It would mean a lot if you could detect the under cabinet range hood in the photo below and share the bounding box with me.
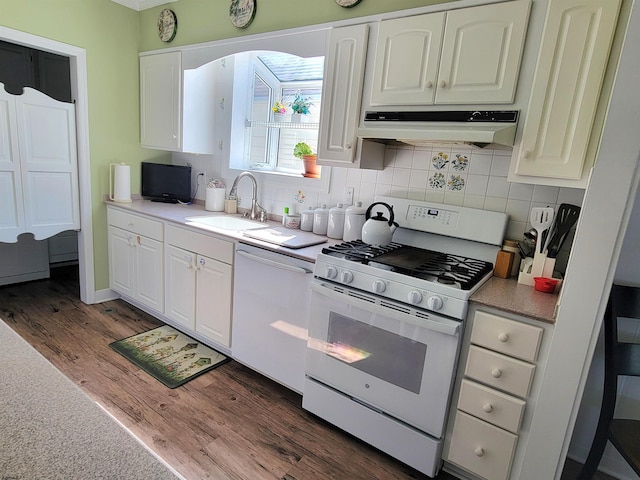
[357,110,519,147]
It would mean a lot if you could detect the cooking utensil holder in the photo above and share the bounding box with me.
[518,251,556,286]
[205,188,226,211]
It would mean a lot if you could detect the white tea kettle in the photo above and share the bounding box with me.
[362,202,398,246]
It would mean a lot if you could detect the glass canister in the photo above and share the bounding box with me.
[300,206,314,231]
[313,203,329,235]
[327,203,345,240]
[343,201,366,242]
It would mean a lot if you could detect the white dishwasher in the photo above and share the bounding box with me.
[232,242,314,393]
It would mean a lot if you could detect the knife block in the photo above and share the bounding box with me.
[518,251,556,286]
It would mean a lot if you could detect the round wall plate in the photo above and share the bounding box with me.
[230,0,256,29]
[157,9,177,42]
[335,0,362,7]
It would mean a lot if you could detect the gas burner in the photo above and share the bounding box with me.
[322,240,404,263]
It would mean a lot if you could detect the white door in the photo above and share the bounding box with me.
[0,87,24,242]
[15,87,79,240]
[140,52,182,151]
[195,255,232,348]
[435,0,530,104]
[318,24,368,164]
[108,226,135,298]
[135,234,164,313]
[165,244,196,329]
[370,12,445,106]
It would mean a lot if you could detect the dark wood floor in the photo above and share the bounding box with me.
[0,266,614,480]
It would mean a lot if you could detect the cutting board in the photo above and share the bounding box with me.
[243,227,327,249]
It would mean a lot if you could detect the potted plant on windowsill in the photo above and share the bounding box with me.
[294,142,320,178]
[290,90,313,123]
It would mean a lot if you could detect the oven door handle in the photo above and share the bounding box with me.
[236,249,312,274]
[311,282,460,337]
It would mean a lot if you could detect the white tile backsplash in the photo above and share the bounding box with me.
[177,143,584,272]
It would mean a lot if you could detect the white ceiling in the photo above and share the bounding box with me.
[111,0,177,11]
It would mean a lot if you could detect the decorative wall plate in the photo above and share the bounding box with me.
[157,8,177,42]
[230,0,256,29]
[335,0,362,7]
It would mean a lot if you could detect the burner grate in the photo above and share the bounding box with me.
[322,240,404,263]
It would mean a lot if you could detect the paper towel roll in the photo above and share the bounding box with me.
[110,163,132,203]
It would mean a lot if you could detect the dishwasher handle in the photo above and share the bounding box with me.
[236,249,313,274]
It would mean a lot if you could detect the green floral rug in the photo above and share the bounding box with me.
[109,325,230,388]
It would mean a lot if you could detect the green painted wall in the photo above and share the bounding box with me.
[0,0,450,293]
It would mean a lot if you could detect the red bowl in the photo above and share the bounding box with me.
[534,277,559,293]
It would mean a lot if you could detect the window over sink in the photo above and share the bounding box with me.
[228,51,324,178]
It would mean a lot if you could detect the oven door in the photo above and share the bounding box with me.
[306,280,462,438]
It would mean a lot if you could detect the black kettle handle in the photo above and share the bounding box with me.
[365,202,395,226]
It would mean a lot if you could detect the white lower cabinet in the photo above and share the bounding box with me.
[107,207,164,313]
[444,307,547,480]
[164,225,233,348]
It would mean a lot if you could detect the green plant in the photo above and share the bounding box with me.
[293,142,314,159]
[290,90,313,115]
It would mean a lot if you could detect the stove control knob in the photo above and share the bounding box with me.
[427,295,444,311]
[326,266,338,279]
[372,280,386,293]
[408,290,423,304]
[341,271,354,284]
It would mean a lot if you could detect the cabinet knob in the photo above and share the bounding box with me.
[426,80,433,89]
[438,79,447,88]
[522,150,531,159]
[498,332,509,343]
[491,368,503,378]
[346,143,352,150]
[474,447,485,457]
[482,403,493,413]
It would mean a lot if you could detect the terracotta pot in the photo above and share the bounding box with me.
[302,154,320,176]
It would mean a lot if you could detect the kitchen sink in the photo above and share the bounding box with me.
[185,215,270,231]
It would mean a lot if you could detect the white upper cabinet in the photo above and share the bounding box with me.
[0,84,79,243]
[369,0,531,106]
[317,24,385,169]
[140,51,217,154]
[510,0,622,186]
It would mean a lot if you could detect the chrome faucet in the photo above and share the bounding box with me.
[228,171,267,222]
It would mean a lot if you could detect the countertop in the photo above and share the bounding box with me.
[470,276,559,324]
[105,199,337,262]
[106,199,559,323]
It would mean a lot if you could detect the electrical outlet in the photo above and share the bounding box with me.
[198,171,207,185]
[345,187,354,205]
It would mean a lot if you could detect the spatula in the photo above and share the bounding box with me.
[530,207,554,254]
[546,204,581,258]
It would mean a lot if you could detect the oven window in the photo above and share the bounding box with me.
[326,312,427,394]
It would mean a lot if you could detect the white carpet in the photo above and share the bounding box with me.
[0,319,182,480]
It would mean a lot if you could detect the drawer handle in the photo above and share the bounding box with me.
[474,447,485,457]
[498,332,509,343]
[491,368,502,378]
[482,403,493,413]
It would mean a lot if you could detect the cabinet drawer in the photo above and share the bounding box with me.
[166,224,233,264]
[107,208,163,241]
[448,411,517,480]
[472,310,543,362]
[458,379,526,434]
[465,345,535,398]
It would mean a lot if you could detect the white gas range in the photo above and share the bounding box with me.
[303,196,508,477]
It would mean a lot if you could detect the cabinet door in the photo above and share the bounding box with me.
[165,244,196,330]
[317,24,368,165]
[435,0,531,104]
[370,13,445,106]
[195,255,232,348]
[140,52,182,151]
[513,0,621,181]
[108,226,135,298]
[0,89,24,242]
[135,234,164,313]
